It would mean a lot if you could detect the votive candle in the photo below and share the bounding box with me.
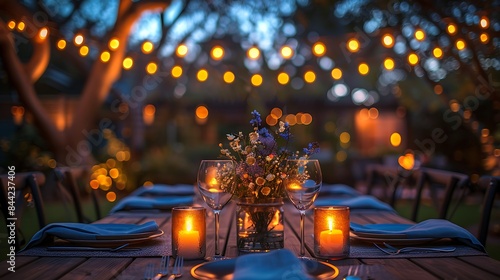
[314,206,350,259]
[172,206,206,260]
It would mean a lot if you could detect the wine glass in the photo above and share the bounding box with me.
[283,159,322,258]
[197,160,235,260]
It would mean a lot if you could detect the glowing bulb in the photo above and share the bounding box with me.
[382,34,394,47]
[414,29,425,41]
[142,41,154,54]
[223,71,235,83]
[331,68,342,80]
[358,63,369,75]
[57,39,66,50]
[347,38,360,52]
[408,53,419,65]
[247,47,260,59]
[176,44,188,57]
[456,39,466,50]
[211,46,224,60]
[447,24,457,35]
[281,46,293,59]
[109,38,120,50]
[122,57,133,69]
[433,47,443,58]
[312,42,326,56]
[277,72,289,85]
[384,58,395,70]
[74,34,84,46]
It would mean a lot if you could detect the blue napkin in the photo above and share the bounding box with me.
[350,219,485,251]
[109,196,193,213]
[130,184,195,197]
[21,221,159,250]
[314,195,395,211]
[320,184,361,197]
[233,249,312,280]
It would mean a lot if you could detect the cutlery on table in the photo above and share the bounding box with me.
[166,256,183,280]
[47,243,140,252]
[144,263,155,280]
[152,256,169,280]
[374,243,456,255]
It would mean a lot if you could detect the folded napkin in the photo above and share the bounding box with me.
[233,249,312,280]
[21,221,159,250]
[320,184,361,197]
[130,184,195,197]
[109,196,193,213]
[314,195,395,211]
[350,219,485,252]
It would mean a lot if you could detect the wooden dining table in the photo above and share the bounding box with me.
[2,191,500,280]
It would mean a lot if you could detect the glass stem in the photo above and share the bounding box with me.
[299,210,306,257]
[214,210,221,256]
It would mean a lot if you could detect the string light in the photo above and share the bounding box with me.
[331,68,342,80]
[280,46,293,59]
[197,69,208,82]
[171,65,182,78]
[383,58,395,70]
[146,62,157,74]
[122,57,133,70]
[277,72,289,85]
[347,38,360,52]
[251,74,263,86]
[176,44,188,57]
[74,34,84,46]
[414,29,425,41]
[141,41,154,54]
[480,33,489,43]
[7,21,16,30]
[57,39,66,50]
[17,21,25,31]
[211,46,224,60]
[79,45,89,56]
[100,51,111,62]
[408,53,419,65]
[447,23,457,35]
[433,47,443,58]
[304,71,316,83]
[109,38,119,50]
[358,63,369,75]
[312,42,326,56]
[223,71,235,83]
[456,39,466,50]
[247,47,260,59]
[382,34,394,48]
[480,16,489,29]
[38,27,49,40]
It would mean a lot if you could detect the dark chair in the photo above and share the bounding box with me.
[55,166,102,223]
[0,171,46,251]
[410,167,470,222]
[364,164,402,207]
[477,176,499,246]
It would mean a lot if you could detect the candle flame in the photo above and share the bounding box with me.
[288,182,302,190]
[186,218,193,231]
[209,177,218,186]
[327,216,333,231]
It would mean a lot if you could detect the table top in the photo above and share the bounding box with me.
[2,195,500,280]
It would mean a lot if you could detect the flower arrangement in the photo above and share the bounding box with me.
[219,110,319,202]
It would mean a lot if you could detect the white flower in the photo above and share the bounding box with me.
[266,174,276,181]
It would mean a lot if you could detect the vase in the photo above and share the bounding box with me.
[236,197,285,253]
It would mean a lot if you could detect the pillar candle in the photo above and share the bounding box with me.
[319,229,343,255]
[178,228,200,259]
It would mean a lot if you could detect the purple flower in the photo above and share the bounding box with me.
[303,142,320,156]
[250,110,262,127]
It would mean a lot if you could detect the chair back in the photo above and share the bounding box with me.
[410,167,470,221]
[55,166,101,223]
[0,171,46,251]
[477,176,499,245]
[364,164,401,207]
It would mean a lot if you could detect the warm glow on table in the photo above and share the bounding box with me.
[314,206,350,258]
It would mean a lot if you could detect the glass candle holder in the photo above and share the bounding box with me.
[314,206,350,259]
[172,206,206,260]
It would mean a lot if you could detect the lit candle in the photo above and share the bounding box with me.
[172,207,206,260]
[177,218,200,259]
[314,206,350,258]
[319,217,343,255]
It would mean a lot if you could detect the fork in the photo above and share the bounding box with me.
[374,243,456,255]
[167,256,184,280]
[152,256,169,280]
[144,263,155,280]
